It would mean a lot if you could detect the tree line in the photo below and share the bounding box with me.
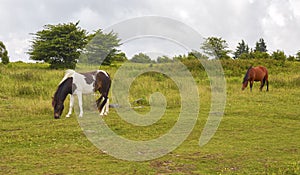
[0,41,9,64]
[1,21,300,67]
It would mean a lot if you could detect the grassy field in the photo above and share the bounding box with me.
[0,60,300,174]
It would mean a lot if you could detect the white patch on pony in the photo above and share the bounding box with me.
[73,72,95,94]
[59,69,75,85]
[99,98,110,116]
[97,70,109,78]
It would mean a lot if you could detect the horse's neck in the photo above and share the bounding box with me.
[56,78,73,103]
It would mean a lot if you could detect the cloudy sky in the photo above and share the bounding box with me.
[1,0,300,62]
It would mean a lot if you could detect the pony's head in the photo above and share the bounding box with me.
[52,96,64,119]
[242,66,252,90]
[52,77,73,119]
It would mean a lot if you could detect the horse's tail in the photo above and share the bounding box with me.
[265,67,269,80]
[263,76,266,84]
[59,69,75,85]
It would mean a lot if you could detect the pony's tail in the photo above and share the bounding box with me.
[95,71,111,113]
[59,69,75,85]
[99,75,111,111]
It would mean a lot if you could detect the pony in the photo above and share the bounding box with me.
[242,66,269,92]
[52,69,111,119]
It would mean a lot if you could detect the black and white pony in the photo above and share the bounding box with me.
[52,69,111,119]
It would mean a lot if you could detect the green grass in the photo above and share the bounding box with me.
[1,60,300,174]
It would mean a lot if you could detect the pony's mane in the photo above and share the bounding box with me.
[243,66,252,83]
[53,77,73,107]
[53,69,75,106]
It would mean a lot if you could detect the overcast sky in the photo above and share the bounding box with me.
[1,0,300,62]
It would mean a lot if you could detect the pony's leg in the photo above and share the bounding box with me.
[96,96,103,108]
[66,95,74,118]
[104,98,109,115]
[99,97,108,116]
[77,93,84,117]
[99,105,105,116]
[266,80,269,91]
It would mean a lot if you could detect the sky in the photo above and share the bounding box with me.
[1,0,300,62]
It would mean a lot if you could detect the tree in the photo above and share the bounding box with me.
[173,54,184,61]
[0,41,9,64]
[250,51,270,59]
[201,37,231,59]
[234,40,249,59]
[157,55,173,63]
[28,21,89,69]
[254,38,267,52]
[83,30,121,65]
[108,50,127,62]
[271,50,286,61]
[131,53,152,63]
[287,55,296,61]
[296,51,300,61]
[238,52,252,59]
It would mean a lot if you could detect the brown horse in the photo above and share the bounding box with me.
[242,66,269,91]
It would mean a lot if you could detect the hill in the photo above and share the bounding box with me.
[0,60,299,174]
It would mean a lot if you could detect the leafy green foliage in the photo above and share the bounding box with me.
[233,40,249,59]
[28,21,89,69]
[271,50,287,61]
[295,50,300,61]
[109,50,127,62]
[287,55,296,61]
[249,51,270,59]
[200,37,231,59]
[157,55,173,63]
[0,41,9,64]
[131,53,153,63]
[237,52,252,59]
[254,38,268,52]
[82,30,121,65]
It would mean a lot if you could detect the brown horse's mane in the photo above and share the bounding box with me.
[243,66,253,83]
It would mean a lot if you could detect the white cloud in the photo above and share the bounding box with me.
[5,33,30,62]
[119,37,188,60]
[71,7,103,32]
[290,0,300,17]
[1,0,300,61]
[260,0,300,54]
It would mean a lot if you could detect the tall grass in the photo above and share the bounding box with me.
[0,60,300,174]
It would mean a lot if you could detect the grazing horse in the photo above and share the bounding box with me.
[52,69,111,119]
[242,66,269,92]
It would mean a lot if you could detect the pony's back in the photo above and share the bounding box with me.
[59,69,75,85]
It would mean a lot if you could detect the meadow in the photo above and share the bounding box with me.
[0,59,300,174]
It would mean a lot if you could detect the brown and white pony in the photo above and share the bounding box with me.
[242,66,269,92]
[52,69,111,119]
